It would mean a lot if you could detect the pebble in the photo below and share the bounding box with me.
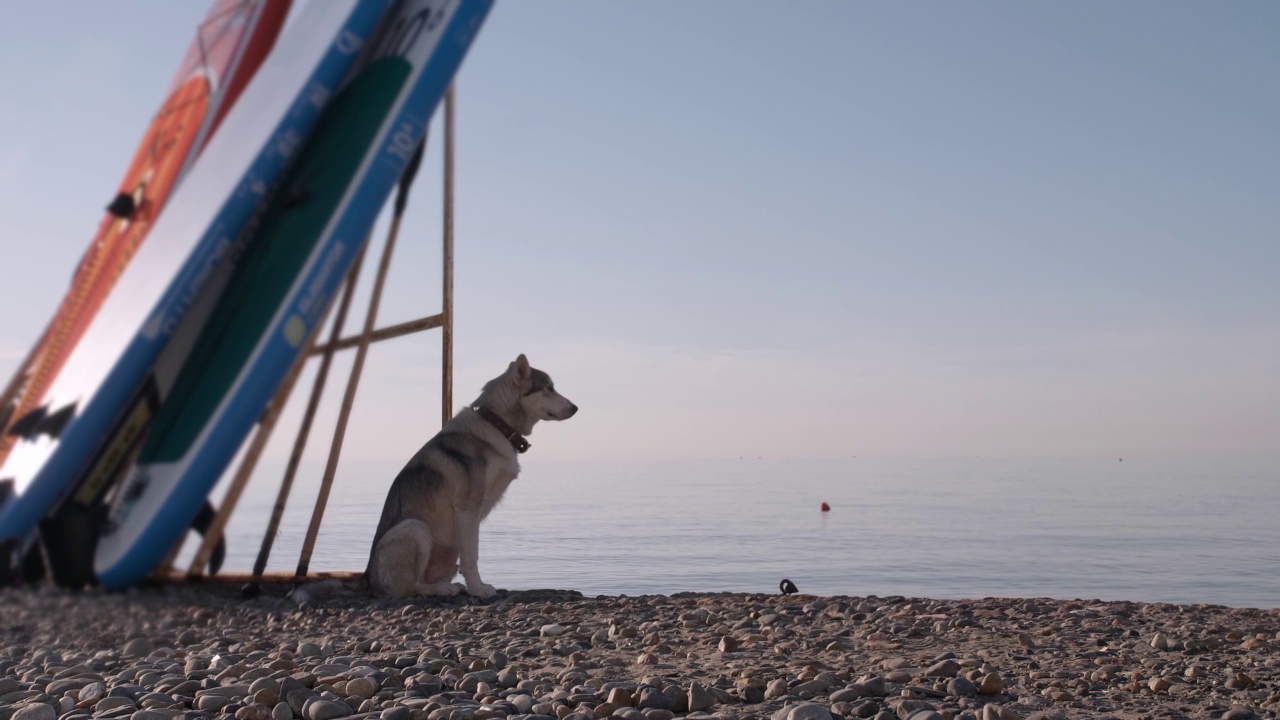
[196,696,231,713]
[343,679,376,700]
[1,589,1276,720]
[924,660,960,678]
[305,701,351,720]
[772,703,833,720]
[686,684,715,713]
[12,705,56,720]
[95,698,137,713]
[121,639,154,658]
[236,704,273,720]
[946,677,977,697]
[829,688,862,703]
[77,683,106,704]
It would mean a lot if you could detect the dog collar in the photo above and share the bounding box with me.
[472,405,530,454]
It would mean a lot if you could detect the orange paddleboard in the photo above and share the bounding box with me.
[0,0,291,466]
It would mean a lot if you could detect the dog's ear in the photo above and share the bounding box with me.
[513,354,530,384]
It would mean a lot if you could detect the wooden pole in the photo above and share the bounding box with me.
[442,85,455,426]
[184,329,316,577]
[295,221,398,577]
[309,314,443,356]
[295,139,427,578]
[248,245,367,579]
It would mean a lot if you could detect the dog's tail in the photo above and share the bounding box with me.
[288,574,370,605]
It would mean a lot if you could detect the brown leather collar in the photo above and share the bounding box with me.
[472,405,530,454]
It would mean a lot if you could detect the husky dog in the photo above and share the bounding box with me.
[293,354,575,602]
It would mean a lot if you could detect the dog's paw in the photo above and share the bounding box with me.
[466,581,497,599]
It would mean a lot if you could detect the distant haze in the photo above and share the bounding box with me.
[0,2,1275,464]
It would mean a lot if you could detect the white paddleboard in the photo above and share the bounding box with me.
[96,0,494,588]
[0,0,392,553]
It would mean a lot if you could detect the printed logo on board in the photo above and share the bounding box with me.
[283,316,307,348]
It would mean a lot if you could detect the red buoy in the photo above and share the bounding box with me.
[820,502,830,512]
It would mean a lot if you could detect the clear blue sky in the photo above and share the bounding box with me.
[0,2,1276,461]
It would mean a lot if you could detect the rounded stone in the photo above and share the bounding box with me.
[236,704,273,720]
[739,686,765,704]
[829,688,862,704]
[946,677,977,697]
[924,660,960,678]
[686,684,715,713]
[306,700,352,720]
[198,696,232,713]
[634,687,669,712]
[78,683,106,704]
[297,644,323,659]
[122,639,155,658]
[773,703,833,720]
[12,704,57,720]
[344,679,377,700]
[95,698,137,713]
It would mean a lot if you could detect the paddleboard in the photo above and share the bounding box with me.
[0,0,392,563]
[0,0,293,471]
[95,0,495,589]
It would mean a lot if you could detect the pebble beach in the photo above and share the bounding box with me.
[2,587,1278,720]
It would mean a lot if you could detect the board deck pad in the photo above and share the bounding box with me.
[0,0,293,471]
[0,0,392,563]
[94,0,495,588]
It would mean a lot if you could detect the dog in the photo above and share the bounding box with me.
[292,354,575,602]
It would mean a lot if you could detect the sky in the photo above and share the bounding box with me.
[0,1,1276,463]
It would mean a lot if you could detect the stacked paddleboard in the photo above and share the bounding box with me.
[96,0,496,589]
[0,0,293,470]
[0,0,394,583]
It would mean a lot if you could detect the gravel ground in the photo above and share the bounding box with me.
[2,586,1279,720]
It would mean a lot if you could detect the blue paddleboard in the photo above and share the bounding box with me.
[95,0,495,588]
[0,0,393,559]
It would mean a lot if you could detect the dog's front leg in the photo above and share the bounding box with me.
[456,509,496,599]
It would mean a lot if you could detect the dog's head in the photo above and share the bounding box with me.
[509,354,577,429]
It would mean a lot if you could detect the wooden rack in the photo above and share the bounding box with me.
[154,87,460,587]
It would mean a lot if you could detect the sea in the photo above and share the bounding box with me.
[193,456,1280,609]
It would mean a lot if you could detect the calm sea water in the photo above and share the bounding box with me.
[191,456,1280,609]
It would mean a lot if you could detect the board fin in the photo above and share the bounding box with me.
[190,499,226,575]
[7,406,47,439]
[106,192,137,219]
[36,403,77,439]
